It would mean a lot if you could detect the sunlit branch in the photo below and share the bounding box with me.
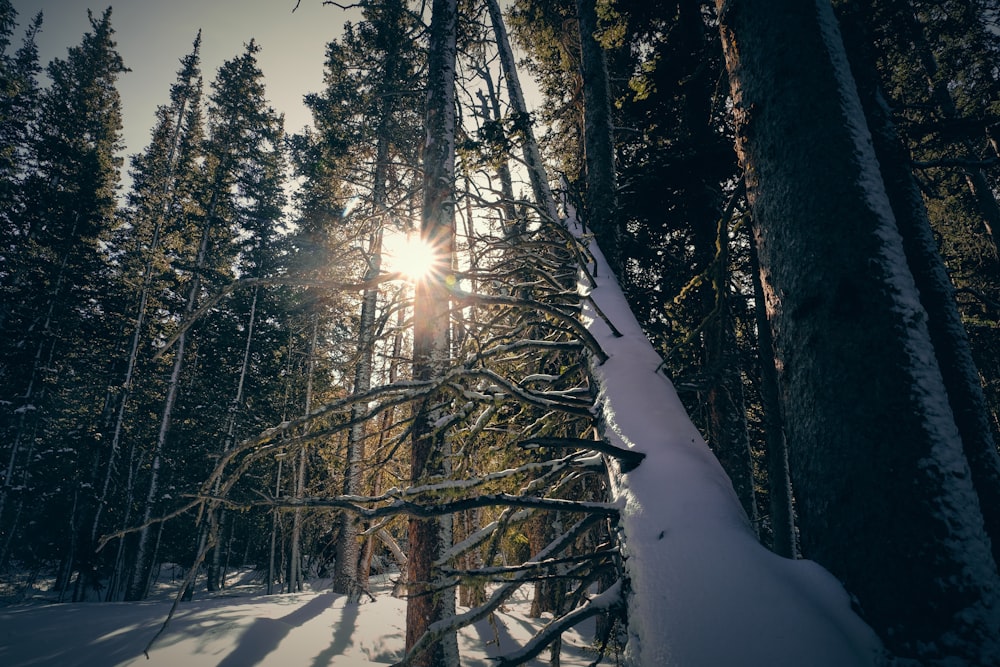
[396,515,604,667]
[452,293,608,363]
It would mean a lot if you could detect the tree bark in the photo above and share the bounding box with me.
[748,223,796,558]
[405,0,459,664]
[835,0,1000,571]
[575,0,619,272]
[715,0,1000,661]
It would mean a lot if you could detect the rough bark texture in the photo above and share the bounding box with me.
[748,227,796,558]
[405,0,459,664]
[716,0,1000,661]
[835,0,1000,577]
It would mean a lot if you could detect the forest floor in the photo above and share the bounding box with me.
[0,566,612,666]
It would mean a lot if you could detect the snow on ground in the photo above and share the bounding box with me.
[0,570,609,667]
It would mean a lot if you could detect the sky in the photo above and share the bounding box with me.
[11,0,364,162]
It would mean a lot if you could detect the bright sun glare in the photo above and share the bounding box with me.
[385,233,438,281]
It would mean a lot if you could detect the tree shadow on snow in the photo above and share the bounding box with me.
[470,611,521,664]
[309,600,359,667]
[216,591,338,667]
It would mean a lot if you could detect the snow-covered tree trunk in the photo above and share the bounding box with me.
[715,0,1000,661]
[566,201,883,666]
[405,0,459,664]
[834,0,1000,571]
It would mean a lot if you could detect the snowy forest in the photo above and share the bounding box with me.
[2,0,1000,665]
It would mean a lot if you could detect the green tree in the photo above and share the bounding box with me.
[0,8,127,578]
[127,40,287,600]
[0,2,42,312]
[95,33,205,601]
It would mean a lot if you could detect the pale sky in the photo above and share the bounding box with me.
[11,0,363,162]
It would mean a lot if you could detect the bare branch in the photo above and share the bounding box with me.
[197,491,619,519]
[394,515,603,667]
[521,436,646,472]
[495,580,625,667]
[452,292,609,363]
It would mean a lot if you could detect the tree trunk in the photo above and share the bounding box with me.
[288,315,319,595]
[333,43,397,596]
[267,457,283,595]
[405,0,459,664]
[748,224,796,558]
[575,0,619,272]
[835,0,1000,571]
[704,204,758,530]
[473,69,518,228]
[484,0,559,224]
[128,219,211,601]
[715,0,1000,661]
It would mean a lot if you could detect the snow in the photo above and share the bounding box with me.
[0,224,891,667]
[0,572,607,667]
[568,204,887,666]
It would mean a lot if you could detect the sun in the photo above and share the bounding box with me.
[384,232,438,282]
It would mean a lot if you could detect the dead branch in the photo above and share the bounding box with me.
[520,436,646,472]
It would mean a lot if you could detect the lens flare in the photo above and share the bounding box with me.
[386,234,437,282]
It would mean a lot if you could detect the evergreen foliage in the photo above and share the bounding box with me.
[1,2,999,664]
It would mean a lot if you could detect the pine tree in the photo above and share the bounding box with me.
[0,8,126,574]
[314,2,417,601]
[127,40,286,600]
[0,3,41,312]
[98,33,205,600]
